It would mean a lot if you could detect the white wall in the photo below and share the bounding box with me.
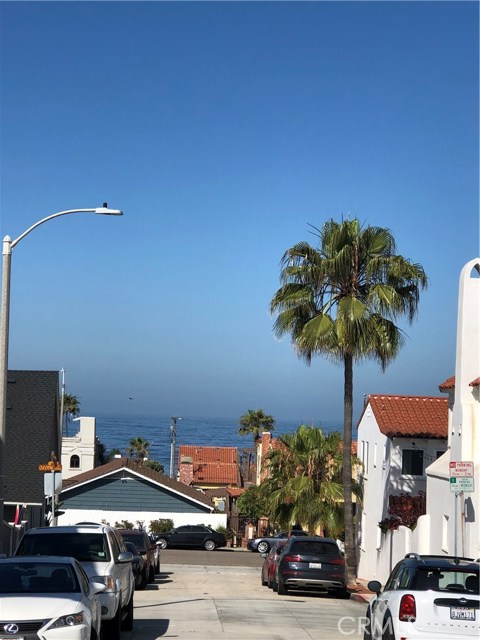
[356,404,389,580]
[356,405,446,581]
[61,417,96,480]
[57,509,227,532]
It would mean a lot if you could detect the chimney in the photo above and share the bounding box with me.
[179,456,194,485]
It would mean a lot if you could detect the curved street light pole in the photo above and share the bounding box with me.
[0,206,123,548]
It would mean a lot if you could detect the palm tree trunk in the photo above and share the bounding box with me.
[343,352,357,584]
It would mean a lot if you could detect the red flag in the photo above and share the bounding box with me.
[14,504,20,525]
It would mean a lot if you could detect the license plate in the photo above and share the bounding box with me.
[0,637,25,640]
[309,562,322,569]
[451,607,476,621]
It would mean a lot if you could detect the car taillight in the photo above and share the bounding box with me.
[399,594,416,622]
[283,555,303,563]
[329,557,345,565]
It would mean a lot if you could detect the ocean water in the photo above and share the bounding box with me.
[93,414,342,474]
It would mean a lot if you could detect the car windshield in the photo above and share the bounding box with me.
[121,534,146,550]
[290,541,340,556]
[17,533,110,562]
[0,562,79,594]
[413,568,479,593]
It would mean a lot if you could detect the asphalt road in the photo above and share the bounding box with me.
[158,546,264,567]
[123,548,367,640]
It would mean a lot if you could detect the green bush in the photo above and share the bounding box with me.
[216,525,234,541]
[149,519,174,535]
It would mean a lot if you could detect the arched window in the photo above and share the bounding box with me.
[70,454,80,469]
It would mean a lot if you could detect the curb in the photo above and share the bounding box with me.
[349,592,374,604]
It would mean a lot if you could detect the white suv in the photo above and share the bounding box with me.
[15,524,135,640]
[365,553,480,640]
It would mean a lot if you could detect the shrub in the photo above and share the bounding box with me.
[150,519,174,535]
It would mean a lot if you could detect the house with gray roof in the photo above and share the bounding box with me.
[57,457,227,531]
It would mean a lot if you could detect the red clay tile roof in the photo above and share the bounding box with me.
[179,445,238,464]
[439,376,455,390]
[192,462,238,485]
[367,395,448,439]
[227,487,245,498]
[438,375,480,389]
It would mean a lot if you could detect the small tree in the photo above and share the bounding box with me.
[237,485,269,521]
[238,409,275,441]
[115,520,134,529]
[149,519,174,536]
[143,459,164,473]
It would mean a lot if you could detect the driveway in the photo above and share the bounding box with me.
[123,550,367,639]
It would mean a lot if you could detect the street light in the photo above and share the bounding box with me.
[0,205,123,549]
[169,416,182,479]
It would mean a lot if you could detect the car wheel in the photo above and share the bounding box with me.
[121,592,134,632]
[277,579,288,595]
[338,588,350,599]
[137,568,148,590]
[156,538,168,549]
[257,541,269,554]
[103,602,122,640]
[267,576,273,589]
[148,564,155,583]
[204,539,216,551]
[261,573,268,586]
[382,613,395,640]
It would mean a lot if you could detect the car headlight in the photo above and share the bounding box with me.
[90,575,115,590]
[49,612,84,628]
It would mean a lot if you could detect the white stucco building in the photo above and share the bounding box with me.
[424,257,480,560]
[61,416,97,480]
[356,395,448,581]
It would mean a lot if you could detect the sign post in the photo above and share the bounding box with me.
[449,461,474,557]
[38,457,62,525]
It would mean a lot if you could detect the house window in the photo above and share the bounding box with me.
[402,449,424,475]
[364,441,369,475]
[436,450,445,460]
[70,454,80,469]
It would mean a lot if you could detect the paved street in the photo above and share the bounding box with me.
[122,549,367,639]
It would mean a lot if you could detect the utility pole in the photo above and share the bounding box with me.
[169,416,182,479]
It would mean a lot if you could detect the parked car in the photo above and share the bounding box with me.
[0,555,105,640]
[261,541,286,588]
[124,541,147,590]
[275,536,348,597]
[247,529,308,553]
[15,523,135,640]
[364,553,480,640]
[154,525,227,550]
[117,528,158,584]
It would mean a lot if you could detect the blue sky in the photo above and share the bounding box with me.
[1,1,478,427]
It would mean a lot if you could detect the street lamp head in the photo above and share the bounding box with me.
[95,204,123,216]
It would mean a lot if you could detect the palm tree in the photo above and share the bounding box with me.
[270,218,427,581]
[238,409,275,440]
[126,437,150,463]
[62,393,80,436]
[260,425,354,536]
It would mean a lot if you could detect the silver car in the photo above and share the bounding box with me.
[15,524,134,640]
[247,530,308,553]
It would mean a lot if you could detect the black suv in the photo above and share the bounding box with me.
[275,536,347,597]
[117,529,159,587]
[155,525,226,550]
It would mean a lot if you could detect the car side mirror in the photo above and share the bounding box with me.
[367,580,382,594]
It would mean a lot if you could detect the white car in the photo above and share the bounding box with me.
[365,553,480,640]
[0,556,105,640]
[15,524,135,640]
